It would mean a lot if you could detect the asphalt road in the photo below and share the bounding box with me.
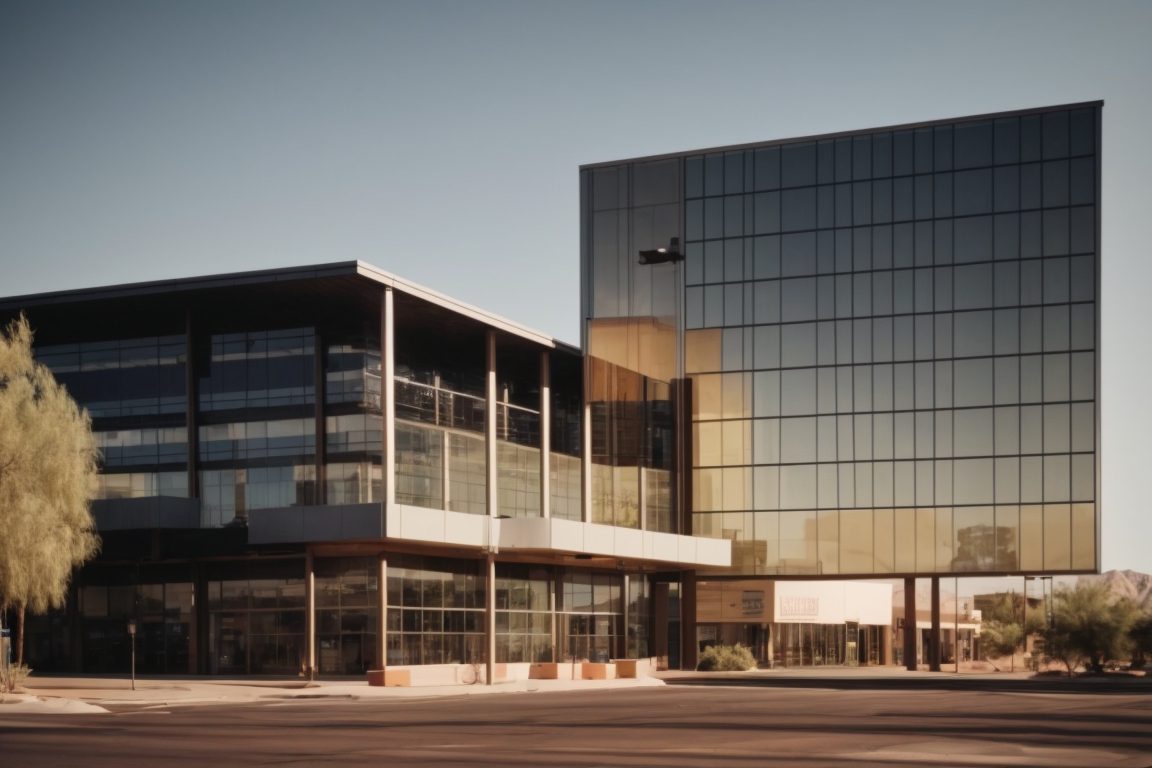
[3,685,1151,767]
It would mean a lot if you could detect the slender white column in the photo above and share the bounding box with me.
[581,403,592,524]
[377,556,388,672]
[382,288,396,513]
[305,548,316,680]
[540,351,551,519]
[486,331,497,519]
[485,553,496,685]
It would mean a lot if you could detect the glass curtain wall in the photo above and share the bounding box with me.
[36,336,189,504]
[671,106,1098,576]
[206,569,306,675]
[385,555,485,666]
[550,351,584,520]
[495,564,553,662]
[198,328,317,526]
[558,571,623,662]
[392,310,555,519]
[316,558,379,674]
[583,159,682,534]
[325,332,383,504]
[495,343,542,519]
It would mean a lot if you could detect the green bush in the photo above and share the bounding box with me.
[696,643,757,671]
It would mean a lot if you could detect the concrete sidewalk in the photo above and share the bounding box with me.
[2,673,665,714]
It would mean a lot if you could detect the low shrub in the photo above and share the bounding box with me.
[0,663,32,693]
[696,643,757,672]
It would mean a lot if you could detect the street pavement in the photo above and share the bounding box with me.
[2,668,1150,767]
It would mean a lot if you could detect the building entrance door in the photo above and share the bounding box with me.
[845,621,859,666]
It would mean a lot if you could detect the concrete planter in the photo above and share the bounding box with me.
[581,662,616,680]
[366,668,411,687]
[528,662,575,680]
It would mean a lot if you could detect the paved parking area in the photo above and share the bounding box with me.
[3,676,1151,767]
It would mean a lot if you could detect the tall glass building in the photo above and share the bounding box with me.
[582,102,1101,663]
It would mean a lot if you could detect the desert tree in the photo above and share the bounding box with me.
[1044,582,1137,675]
[0,314,100,666]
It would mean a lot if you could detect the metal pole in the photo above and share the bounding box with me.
[1022,576,1029,668]
[128,619,137,691]
[954,576,959,674]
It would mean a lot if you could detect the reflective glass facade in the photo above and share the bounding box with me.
[583,103,1101,576]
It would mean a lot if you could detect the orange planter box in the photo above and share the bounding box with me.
[366,668,411,687]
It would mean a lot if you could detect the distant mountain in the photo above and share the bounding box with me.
[1077,570,1152,612]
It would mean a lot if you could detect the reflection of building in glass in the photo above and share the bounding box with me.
[583,102,1100,667]
[697,580,892,667]
[2,263,728,677]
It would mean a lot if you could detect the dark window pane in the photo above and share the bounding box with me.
[955,311,993,357]
[1020,115,1042,163]
[853,135,872,180]
[854,181,872,226]
[893,177,914,221]
[704,154,724,196]
[724,195,744,237]
[934,125,953,171]
[1043,208,1070,257]
[781,232,816,277]
[994,117,1020,165]
[934,173,953,218]
[1069,255,1094,302]
[1043,160,1070,207]
[754,147,781,190]
[955,121,993,168]
[1021,212,1042,259]
[782,143,817,187]
[955,216,993,263]
[1043,257,1070,303]
[1070,206,1095,254]
[835,138,853,182]
[954,263,993,310]
[817,140,834,185]
[894,130,914,175]
[780,277,817,322]
[782,187,817,231]
[1069,108,1095,156]
[914,176,933,220]
[873,132,893,177]
[724,152,744,195]
[955,169,992,215]
[1020,163,1042,209]
[1042,110,1070,159]
[915,128,933,174]
[994,166,1019,212]
[1070,158,1095,206]
[994,262,1019,307]
[685,156,704,198]
[994,213,1019,260]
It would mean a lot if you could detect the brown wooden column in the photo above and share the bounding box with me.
[903,577,917,671]
[929,577,941,672]
[680,570,698,671]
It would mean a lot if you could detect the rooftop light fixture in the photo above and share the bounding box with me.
[638,237,684,265]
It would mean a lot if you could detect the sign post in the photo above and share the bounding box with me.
[127,619,137,691]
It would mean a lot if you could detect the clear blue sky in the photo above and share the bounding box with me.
[1,0,1148,577]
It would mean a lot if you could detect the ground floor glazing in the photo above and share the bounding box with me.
[22,552,680,676]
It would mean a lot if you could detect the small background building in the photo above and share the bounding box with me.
[697,580,891,667]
